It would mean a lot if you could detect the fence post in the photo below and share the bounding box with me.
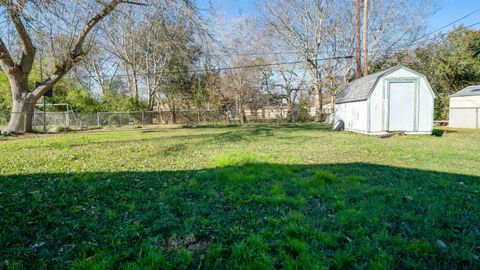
[141,111,145,126]
[65,112,70,127]
[97,112,100,126]
[267,107,270,124]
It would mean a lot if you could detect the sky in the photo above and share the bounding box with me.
[198,0,480,32]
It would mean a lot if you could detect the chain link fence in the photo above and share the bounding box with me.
[1,108,311,132]
[0,111,9,129]
[0,112,28,133]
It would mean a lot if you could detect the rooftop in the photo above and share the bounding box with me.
[451,85,480,97]
[336,66,398,104]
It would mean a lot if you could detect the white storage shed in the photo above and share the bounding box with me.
[334,65,436,134]
[449,86,480,129]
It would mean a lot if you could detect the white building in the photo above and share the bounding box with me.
[334,65,436,134]
[449,86,480,129]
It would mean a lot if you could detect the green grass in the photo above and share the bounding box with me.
[1,123,479,269]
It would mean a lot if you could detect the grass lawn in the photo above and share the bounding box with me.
[1,124,479,269]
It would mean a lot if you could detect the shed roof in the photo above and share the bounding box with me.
[336,66,399,104]
[451,85,480,97]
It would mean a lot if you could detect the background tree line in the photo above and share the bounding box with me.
[371,26,480,120]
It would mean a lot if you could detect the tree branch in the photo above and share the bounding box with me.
[72,0,123,57]
[32,0,127,98]
[5,1,36,74]
[0,37,16,72]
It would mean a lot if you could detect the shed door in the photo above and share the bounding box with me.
[388,82,416,131]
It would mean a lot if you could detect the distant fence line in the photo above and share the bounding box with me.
[1,109,453,133]
[0,108,304,131]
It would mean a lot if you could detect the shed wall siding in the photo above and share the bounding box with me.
[449,96,480,129]
[383,69,414,78]
[417,79,435,132]
[449,108,478,128]
[368,78,385,132]
[450,96,480,108]
[335,101,367,132]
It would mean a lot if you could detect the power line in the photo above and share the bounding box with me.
[208,16,480,58]
[404,8,480,46]
[65,9,480,82]
[211,56,351,71]
[210,7,480,58]
[426,8,480,36]
[205,51,303,57]
[62,19,480,83]
[375,19,480,56]
[72,55,353,79]
[407,20,480,48]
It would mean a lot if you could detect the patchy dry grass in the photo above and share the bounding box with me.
[1,124,479,269]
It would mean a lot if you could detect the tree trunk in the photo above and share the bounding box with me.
[286,97,294,123]
[315,85,323,122]
[8,97,36,133]
[5,78,37,133]
[331,95,336,113]
[124,64,133,98]
[307,62,323,122]
[240,107,245,125]
[132,67,139,102]
[170,101,177,124]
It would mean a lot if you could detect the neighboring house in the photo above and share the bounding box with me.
[449,86,480,129]
[308,96,336,117]
[334,65,436,134]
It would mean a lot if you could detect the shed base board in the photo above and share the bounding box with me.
[448,126,479,129]
[344,129,432,135]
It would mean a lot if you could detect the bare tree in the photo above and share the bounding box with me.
[321,7,356,107]
[365,0,430,59]
[140,22,170,110]
[80,46,120,96]
[214,17,266,124]
[139,16,197,111]
[260,0,330,121]
[0,0,141,133]
[266,52,307,122]
[101,5,144,101]
[98,0,206,112]
[260,0,429,118]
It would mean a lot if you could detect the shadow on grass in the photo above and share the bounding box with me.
[1,163,479,269]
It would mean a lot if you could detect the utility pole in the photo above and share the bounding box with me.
[363,0,369,76]
[354,0,362,78]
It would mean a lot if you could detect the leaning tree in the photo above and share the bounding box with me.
[0,0,143,133]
